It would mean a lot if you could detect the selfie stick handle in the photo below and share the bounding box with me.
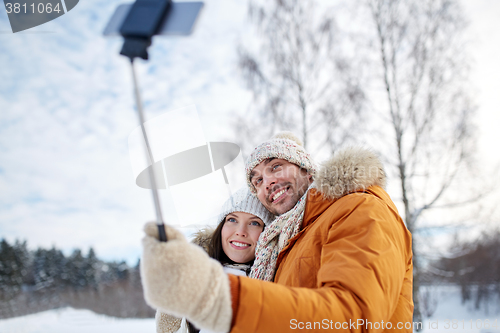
[130,58,168,242]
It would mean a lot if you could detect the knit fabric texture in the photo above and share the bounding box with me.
[217,187,275,226]
[245,133,317,195]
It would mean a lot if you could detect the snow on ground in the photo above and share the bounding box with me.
[0,286,498,333]
[0,307,155,333]
[420,286,499,333]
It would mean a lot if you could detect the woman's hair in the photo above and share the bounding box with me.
[207,217,237,265]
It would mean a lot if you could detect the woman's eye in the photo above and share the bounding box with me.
[250,221,261,226]
[228,218,237,223]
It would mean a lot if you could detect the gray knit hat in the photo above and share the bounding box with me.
[217,187,274,226]
[245,132,317,194]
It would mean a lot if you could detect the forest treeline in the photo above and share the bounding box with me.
[0,238,154,319]
[1,230,499,320]
[430,229,500,311]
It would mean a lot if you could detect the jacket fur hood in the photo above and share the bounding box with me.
[315,147,386,200]
[191,227,215,253]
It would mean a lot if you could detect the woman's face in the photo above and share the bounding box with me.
[221,212,264,264]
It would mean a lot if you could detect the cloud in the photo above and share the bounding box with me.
[0,0,250,264]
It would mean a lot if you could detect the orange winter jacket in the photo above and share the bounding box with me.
[228,148,414,333]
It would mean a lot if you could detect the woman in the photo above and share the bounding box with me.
[156,188,274,333]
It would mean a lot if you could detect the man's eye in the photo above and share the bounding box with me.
[254,178,262,186]
[272,164,281,170]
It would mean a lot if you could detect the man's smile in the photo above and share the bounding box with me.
[269,185,290,203]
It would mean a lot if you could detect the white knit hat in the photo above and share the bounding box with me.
[245,132,317,194]
[217,187,274,226]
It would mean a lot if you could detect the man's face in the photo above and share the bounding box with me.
[250,158,312,215]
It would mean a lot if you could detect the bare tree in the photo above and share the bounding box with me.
[237,0,366,154]
[363,0,477,324]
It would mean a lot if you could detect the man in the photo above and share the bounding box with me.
[141,132,414,332]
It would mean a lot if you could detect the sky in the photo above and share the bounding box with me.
[0,0,499,265]
[462,0,500,167]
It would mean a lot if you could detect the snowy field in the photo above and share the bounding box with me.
[0,307,155,333]
[0,286,498,333]
[420,286,500,333]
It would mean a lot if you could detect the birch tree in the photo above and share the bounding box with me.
[237,0,366,154]
[364,0,476,323]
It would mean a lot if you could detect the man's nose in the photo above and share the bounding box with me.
[262,174,277,189]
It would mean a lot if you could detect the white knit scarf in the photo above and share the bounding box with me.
[249,184,314,282]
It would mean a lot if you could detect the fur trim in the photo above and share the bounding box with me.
[191,227,215,253]
[316,147,386,200]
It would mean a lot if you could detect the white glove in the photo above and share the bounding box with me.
[141,222,232,333]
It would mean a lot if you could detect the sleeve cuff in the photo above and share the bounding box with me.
[228,274,240,329]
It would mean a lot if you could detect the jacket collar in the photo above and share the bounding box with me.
[301,147,387,229]
[302,189,333,229]
[314,147,386,200]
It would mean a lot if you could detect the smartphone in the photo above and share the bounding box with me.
[103,1,204,37]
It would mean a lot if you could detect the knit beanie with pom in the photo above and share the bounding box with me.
[245,132,317,194]
[217,187,275,226]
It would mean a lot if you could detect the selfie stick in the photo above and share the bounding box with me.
[118,0,173,242]
[129,60,168,242]
[104,0,204,241]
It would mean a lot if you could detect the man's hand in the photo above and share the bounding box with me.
[141,222,232,332]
